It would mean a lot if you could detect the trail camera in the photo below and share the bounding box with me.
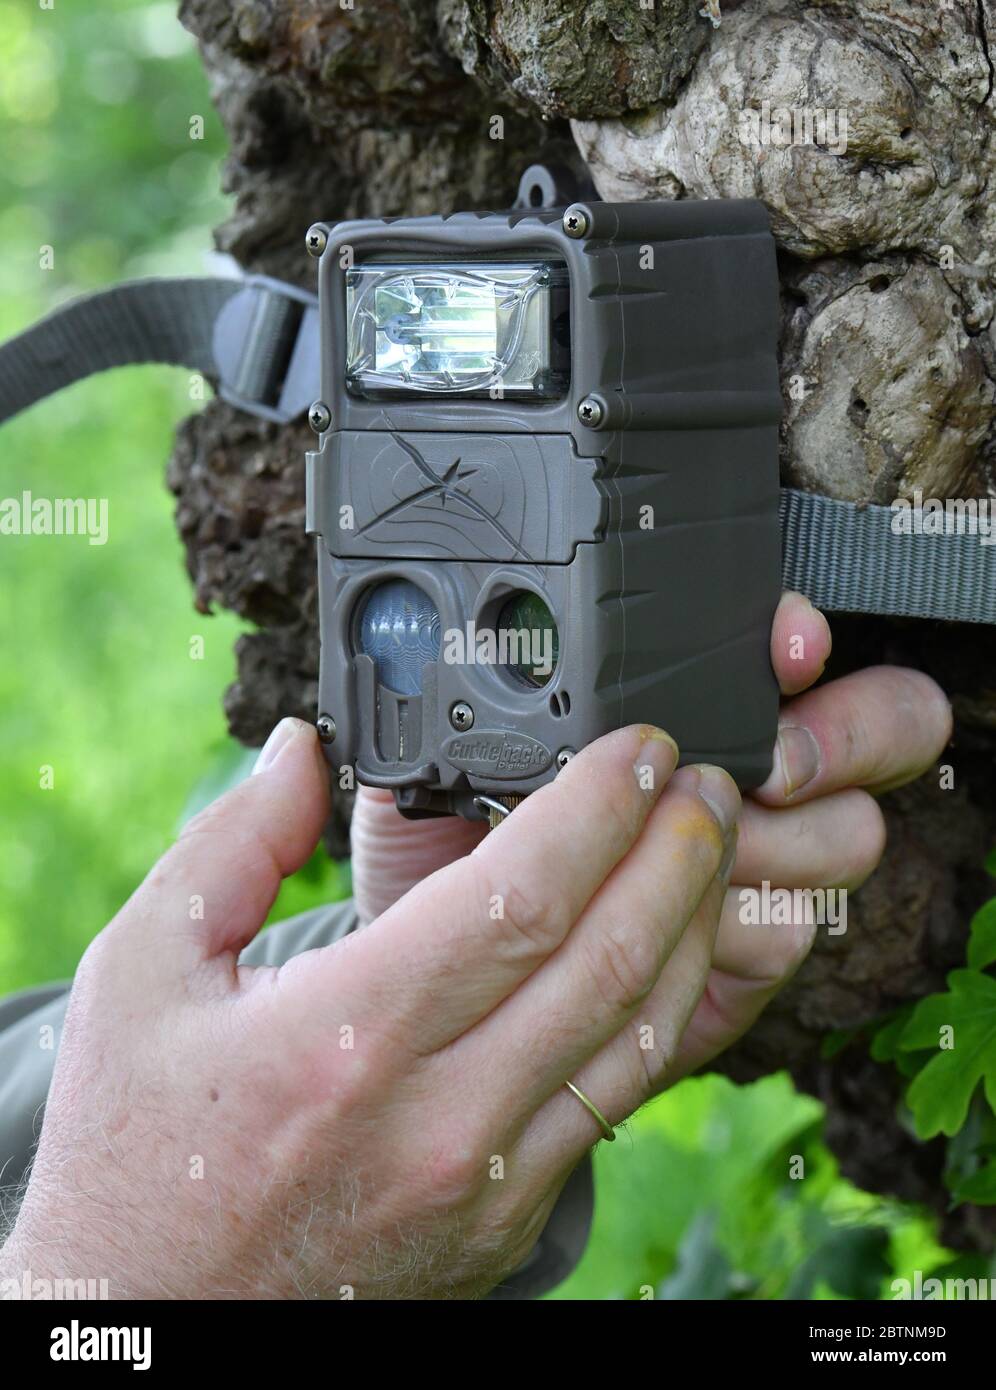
[305,198,784,821]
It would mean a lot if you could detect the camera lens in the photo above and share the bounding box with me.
[495,592,559,688]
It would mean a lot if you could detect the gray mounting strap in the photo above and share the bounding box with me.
[3,273,995,628]
[780,487,996,624]
[0,275,318,426]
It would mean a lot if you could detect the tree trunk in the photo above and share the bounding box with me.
[170,0,996,1247]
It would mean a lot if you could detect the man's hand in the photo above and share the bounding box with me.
[351,592,953,1083]
[0,595,952,1299]
[3,719,741,1299]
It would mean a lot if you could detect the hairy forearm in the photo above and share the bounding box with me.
[0,1189,141,1301]
[0,1222,98,1300]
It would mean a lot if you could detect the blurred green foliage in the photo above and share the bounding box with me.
[0,0,345,992]
[869,889,996,1207]
[552,1072,987,1300]
[0,0,228,289]
[0,0,971,1301]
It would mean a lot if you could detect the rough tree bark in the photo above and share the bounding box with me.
[170,0,996,1247]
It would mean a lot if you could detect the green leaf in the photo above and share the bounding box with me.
[899,971,996,1138]
[968,898,996,972]
[871,1005,928,1079]
[949,1162,996,1205]
[870,1007,915,1063]
[656,1212,745,1300]
[984,847,996,878]
[784,1221,890,1301]
[943,1099,996,1206]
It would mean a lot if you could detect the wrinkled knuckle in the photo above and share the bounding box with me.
[336,1048,383,1110]
[700,974,748,1037]
[177,799,228,843]
[631,1021,676,1096]
[487,876,565,963]
[419,1125,492,1210]
[591,926,660,1015]
[837,694,876,772]
[316,1039,391,1120]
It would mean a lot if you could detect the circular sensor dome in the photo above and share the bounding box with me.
[356,580,441,695]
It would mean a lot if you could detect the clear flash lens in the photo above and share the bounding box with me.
[346,263,568,400]
[376,276,498,370]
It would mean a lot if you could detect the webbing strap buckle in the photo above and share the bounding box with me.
[213,275,318,425]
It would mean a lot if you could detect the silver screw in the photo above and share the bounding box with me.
[450,701,475,732]
[316,715,336,743]
[563,205,589,239]
[577,397,604,428]
[309,401,331,433]
[556,748,576,770]
[305,225,328,258]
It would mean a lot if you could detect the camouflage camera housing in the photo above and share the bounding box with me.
[305,199,783,821]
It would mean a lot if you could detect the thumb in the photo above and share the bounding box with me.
[110,718,330,964]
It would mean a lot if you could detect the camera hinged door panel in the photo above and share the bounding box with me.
[309,431,605,564]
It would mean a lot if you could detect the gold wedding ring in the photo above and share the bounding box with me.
[564,1080,616,1142]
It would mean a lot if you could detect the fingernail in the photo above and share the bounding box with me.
[774,725,821,797]
[252,717,302,775]
[633,726,679,795]
[693,764,741,836]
